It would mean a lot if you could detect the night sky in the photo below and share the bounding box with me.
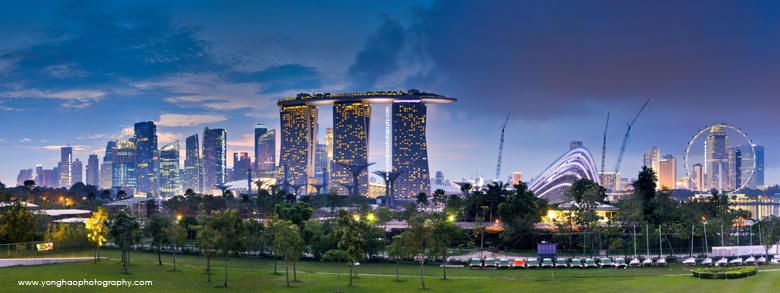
[1,0,779,186]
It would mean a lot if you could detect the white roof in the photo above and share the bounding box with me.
[54,218,88,223]
[0,202,39,208]
[40,209,92,216]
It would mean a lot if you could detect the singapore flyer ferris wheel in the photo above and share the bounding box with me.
[685,123,756,194]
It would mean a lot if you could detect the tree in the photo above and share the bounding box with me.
[184,188,195,197]
[757,216,780,258]
[497,183,548,249]
[325,191,341,218]
[86,192,97,212]
[208,210,247,287]
[271,220,304,286]
[322,249,349,293]
[241,194,251,207]
[334,209,370,286]
[23,180,35,190]
[416,192,430,209]
[274,202,313,228]
[263,218,282,274]
[179,215,199,239]
[108,211,140,273]
[192,209,219,283]
[432,189,447,207]
[430,218,465,279]
[388,234,411,281]
[85,207,108,264]
[116,189,127,200]
[166,219,187,271]
[402,215,433,289]
[634,166,658,221]
[100,189,112,202]
[375,207,393,225]
[145,214,171,265]
[0,201,38,243]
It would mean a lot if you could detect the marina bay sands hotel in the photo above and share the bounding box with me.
[277,89,456,199]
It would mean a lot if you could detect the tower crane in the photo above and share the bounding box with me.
[614,100,649,174]
[495,113,510,180]
[600,112,609,173]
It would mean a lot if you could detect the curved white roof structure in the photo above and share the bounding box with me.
[528,147,600,203]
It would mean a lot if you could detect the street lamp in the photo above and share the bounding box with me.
[173,215,181,271]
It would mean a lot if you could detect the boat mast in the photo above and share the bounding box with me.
[646,225,650,258]
[703,222,708,257]
[691,225,694,257]
[633,225,637,259]
[659,225,663,258]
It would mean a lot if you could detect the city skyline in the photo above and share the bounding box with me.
[3,1,780,187]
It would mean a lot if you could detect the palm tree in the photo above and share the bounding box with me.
[184,188,195,197]
[432,189,446,207]
[100,190,112,202]
[486,182,510,222]
[415,192,429,210]
[117,189,127,200]
[86,191,97,212]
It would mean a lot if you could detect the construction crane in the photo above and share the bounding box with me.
[495,113,510,180]
[600,112,609,173]
[614,100,650,174]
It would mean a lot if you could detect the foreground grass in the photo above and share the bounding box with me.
[2,249,780,292]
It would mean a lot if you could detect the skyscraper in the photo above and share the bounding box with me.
[36,168,57,188]
[315,144,328,181]
[72,159,83,185]
[254,123,267,173]
[59,146,73,188]
[658,154,676,190]
[233,152,251,182]
[278,98,318,192]
[16,169,34,186]
[393,101,430,198]
[643,146,660,173]
[86,154,99,186]
[692,163,703,191]
[570,140,583,149]
[754,145,764,187]
[203,127,227,195]
[100,141,116,189]
[134,121,158,195]
[706,124,729,191]
[512,172,523,186]
[331,101,371,196]
[728,146,742,190]
[325,127,333,175]
[257,129,276,174]
[112,139,137,193]
[159,141,180,197]
[435,171,444,185]
[184,134,201,193]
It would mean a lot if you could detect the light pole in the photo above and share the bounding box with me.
[173,215,181,271]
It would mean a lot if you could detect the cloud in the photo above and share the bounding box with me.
[227,133,254,148]
[77,126,133,140]
[348,17,406,91]
[157,113,227,127]
[2,89,105,102]
[158,132,182,146]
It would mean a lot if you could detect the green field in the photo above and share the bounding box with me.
[2,249,780,292]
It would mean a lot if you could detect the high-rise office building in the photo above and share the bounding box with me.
[203,127,227,195]
[86,154,99,186]
[512,172,523,186]
[599,172,619,191]
[706,124,729,190]
[435,171,444,185]
[570,140,583,149]
[692,163,703,191]
[278,99,318,193]
[233,152,251,182]
[100,141,116,189]
[331,101,371,196]
[16,169,34,186]
[112,139,137,192]
[728,146,742,190]
[314,144,328,182]
[36,168,57,188]
[643,146,660,173]
[254,124,267,173]
[59,146,73,188]
[256,129,276,173]
[134,121,158,195]
[159,141,180,196]
[393,101,430,198]
[184,134,201,193]
[754,145,764,187]
[72,158,83,185]
[658,154,676,190]
[53,164,61,188]
[325,127,333,175]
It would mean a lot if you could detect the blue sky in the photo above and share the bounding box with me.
[1,0,780,186]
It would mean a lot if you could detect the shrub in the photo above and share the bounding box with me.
[692,267,757,279]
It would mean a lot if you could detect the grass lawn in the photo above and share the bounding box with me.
[2,249,780,292]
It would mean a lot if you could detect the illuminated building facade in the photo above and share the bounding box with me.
[512,172,523,186]
[100,141,116,189]
[315,144,328,183]
[728,146,742,190]
[643,146,660,173]
[331,101,371,196]
[59,147,73,188]
[159,141,180,196]
[276,90,456,198]
[184,134,201,193]
[570,140,583,150]
[706,124,729,190]
[392,101,430,198]
[134,121,158,195]
[278,99,318,192]
[599,172,618,191]
[36,168,57,188]
[528,147,600,203]
[16,169,34,186]
[112,140,137,191]
[203,127,227,195]
[658,154,676,190]
[86,154,99,186]
[692,164,703,191]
